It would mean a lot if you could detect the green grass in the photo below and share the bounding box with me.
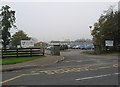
[102,52,120,55]
[45,53,51,55]
[0,56,46,65]
[109,52,120,54]
[81,50,120,55]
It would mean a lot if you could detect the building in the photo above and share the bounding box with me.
[49,41,60,46]
[34,42,46,47]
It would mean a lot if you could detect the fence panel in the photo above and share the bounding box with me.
[2,48,44,58]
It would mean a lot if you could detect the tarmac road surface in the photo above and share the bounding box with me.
[1,49,119,85]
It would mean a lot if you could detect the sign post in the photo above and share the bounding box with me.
[105,40,113,46]
[105,40,113,52]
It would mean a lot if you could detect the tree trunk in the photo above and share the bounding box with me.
[3,42,6,49]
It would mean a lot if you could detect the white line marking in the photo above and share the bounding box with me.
[75,73,120,81]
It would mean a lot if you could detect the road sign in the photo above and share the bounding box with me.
[105,40,113,46]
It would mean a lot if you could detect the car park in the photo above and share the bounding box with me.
[47,46,52,50]
[85,45,92,50]
[80,45,85,50]
[60,45,68,50]
[75,45,81,49]
[72,46,76,49]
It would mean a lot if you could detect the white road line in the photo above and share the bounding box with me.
[75,73,120,81]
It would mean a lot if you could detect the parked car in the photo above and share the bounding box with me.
[80,45,85,50]
[74,45,81,49]
[47,46,52,50]
[85,45,92,50]
[72,46,76,49]
[60,45,68,50]
[92,46,94,49]
[68,45,72,49]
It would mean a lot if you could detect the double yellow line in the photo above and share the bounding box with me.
[0,73,40,84]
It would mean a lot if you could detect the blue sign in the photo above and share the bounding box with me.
[22,42,25,45]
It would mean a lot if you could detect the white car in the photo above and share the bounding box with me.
[72,45,80,49]
[47,46,52,50]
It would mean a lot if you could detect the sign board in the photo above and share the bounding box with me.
[105,40,113,46]
[21,40,34,48]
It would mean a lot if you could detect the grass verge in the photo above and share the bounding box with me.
[0,56,46,65]
[101,52,120,55]
[81,50,120,55]
[45,53,51,55]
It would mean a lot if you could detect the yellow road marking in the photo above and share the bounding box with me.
[0,73,40,84]
[64,70,71,72]
[45,65,119,75]
[0,74,24,84]
[23,73,40,75]
[113,65,119,67]
[1,64,119,84]
[69,69,81,72]
[99,66,111,69]
[45,71,55,75]
[54,70,65,73]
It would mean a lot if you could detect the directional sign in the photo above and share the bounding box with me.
[105,40,113,46]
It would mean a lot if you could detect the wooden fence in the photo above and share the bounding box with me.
[1,48,44,58]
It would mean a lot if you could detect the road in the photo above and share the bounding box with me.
[1,49,119,86]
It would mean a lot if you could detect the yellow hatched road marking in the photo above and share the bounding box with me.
[0,64,119,84]
[45,65,119,75]
[99,66,111,69]
[45,71,55,74]
[54,70,65,73]
[0,74,24,84]
[0,73,40,84]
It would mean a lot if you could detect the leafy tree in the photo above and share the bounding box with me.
[92,6,120,52]
[0,5,16,48]
[11,30,31,47]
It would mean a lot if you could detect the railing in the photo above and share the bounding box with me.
[1,48,44,58]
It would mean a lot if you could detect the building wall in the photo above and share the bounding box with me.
[34,42,45,47]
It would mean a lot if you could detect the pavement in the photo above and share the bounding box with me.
[2,55,65,72]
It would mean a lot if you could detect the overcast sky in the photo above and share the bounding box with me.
[1,1,118,42]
